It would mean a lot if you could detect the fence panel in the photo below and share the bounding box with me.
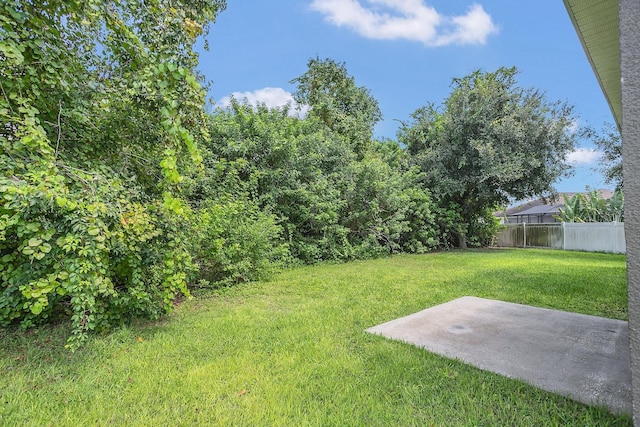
[496,224,524,247]
[524,224,563,249]
[563,222,626,254]
[495,222,626,254]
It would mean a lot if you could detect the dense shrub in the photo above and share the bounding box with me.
[0,0,226,348]
[206,102,440,263]
[191,197,288,287]
[0,173,194,348]
[431,203,500,249]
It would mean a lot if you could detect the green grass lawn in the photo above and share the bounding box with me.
[0,249,631,426]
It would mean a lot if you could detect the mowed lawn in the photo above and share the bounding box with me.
[0,249,631,426]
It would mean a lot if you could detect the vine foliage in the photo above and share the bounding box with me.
[0,0,226,348]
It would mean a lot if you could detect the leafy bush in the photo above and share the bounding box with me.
[341,142,439,256]
[0,173,194,349]
[0,0,226,348]
[191,197,288,287]
[206,103,441,263]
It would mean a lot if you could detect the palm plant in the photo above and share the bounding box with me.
[555,189,624,222]
[582,189,607,222]
[555,193,584,222]
[607,190,625,222]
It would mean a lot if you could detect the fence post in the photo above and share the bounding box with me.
[562,222,566,250]
[523,222,526,248]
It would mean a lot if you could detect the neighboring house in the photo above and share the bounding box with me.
[497,189,613,224]
[504,202,564,224]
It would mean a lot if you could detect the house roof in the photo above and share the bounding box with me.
[563,0,621,129]
[503,199,547,216]
[511,204,563,217]
[500,189,614,217]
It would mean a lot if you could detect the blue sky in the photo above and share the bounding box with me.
[196,0,616,193]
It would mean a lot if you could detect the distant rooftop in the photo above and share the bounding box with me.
[501,189,614,217]
[511,203,564,217]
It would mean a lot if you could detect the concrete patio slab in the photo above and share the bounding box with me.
[366,296,631,415]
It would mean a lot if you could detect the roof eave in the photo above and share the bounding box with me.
[563,0,622,131]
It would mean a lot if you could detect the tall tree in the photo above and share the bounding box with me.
[206,100,439,262]
[291,57,382,155]
[0,0,226,347]
[399,67,577,248]
[585,123,622,190]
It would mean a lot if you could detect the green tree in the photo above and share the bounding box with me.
[207,100,355,262]
[291,57,382,156]
[340,140,439,255]
[399,67,577,248]
[0,0,226,348]
[206,100,439,262]
[585,123,622,190]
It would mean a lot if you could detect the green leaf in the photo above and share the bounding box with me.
[26,223,40,232]
[30,301,44,315]
[28,238,42,247]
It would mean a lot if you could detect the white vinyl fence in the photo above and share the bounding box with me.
[496,222,626,254]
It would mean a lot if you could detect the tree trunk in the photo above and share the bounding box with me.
[458,232,468,249]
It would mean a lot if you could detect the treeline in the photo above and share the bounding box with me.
[0,1,577,347]
[201,101,439,266]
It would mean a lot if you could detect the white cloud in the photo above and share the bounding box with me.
[567,119,580,134]
[566,148,602,165]
[309,0,498,46]
[218,87,309,117]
